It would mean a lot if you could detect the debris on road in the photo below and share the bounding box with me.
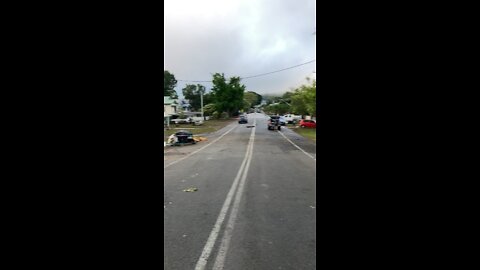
[246,125,255,128]
[183,187,198,192]
[193,136,208,142]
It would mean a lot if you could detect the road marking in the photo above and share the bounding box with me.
[278,130,316,161]
[212,122,255,270]
[164,124,237,169]
[194,117,256,270]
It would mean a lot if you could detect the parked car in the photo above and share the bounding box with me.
[298,119,316,128]
[283,114,302,124]
[268,115,281,130]
[238,116,248,124]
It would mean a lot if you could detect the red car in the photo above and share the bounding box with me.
[299,119,316,128]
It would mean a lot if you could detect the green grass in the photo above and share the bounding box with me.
[164,119,235,141]
[292,127,316,142]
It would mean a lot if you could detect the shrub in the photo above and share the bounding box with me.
[220,112,229,119]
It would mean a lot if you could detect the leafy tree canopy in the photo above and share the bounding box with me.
[182,84,210,111]
[243,91,262,110]
[164,70,178,98]
[210,73,246,117]
[290,78,316,116]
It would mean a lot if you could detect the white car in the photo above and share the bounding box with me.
[283,114,301,124]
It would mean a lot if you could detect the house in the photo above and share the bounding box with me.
[164,96,178,115]
[164,96,178,128]
[179,99,191,112]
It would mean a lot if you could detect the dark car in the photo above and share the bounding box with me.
[238,116,248,124]
[173,130,196,145]
[268,115,281,130]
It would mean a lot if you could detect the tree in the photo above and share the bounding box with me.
[202,103,216,116]
[290,92,308,116]
[262,95,281,105]
[182,84,214,112]
[243,91,261,110]
[282,91,294,103]
[164,70,178,98]
[181,84,199,111]
[210,73,246,117]
[290,79,316,117]
[268,103,289,115]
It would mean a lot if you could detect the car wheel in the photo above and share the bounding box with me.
[278,126,281,131]
[301,125,305,128]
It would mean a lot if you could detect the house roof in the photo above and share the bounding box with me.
[164,96,178,105]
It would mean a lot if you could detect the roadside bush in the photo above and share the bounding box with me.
[220,112,229,119]
[212,111,220,119]
[203,103,216,116]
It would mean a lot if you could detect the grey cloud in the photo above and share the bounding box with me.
[165,0,315,98]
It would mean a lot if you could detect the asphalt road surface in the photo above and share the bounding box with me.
[164,113,316,270]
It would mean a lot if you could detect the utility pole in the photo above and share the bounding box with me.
[196,84,205,120]
[201,90,204,120]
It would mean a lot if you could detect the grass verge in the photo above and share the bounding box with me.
[291,127,316,142]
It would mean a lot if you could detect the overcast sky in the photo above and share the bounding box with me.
[164,0,316,99]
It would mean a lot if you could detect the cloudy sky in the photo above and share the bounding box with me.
[164,0,316,99]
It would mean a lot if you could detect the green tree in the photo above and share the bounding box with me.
[290,92,308,115]
[290,79,316,117]
[243,91,260,110]
[182,84,207,111]
[262,95,281,105]
[210,73,246,117]
[203,103,216,116]
[164,70,178,98]
[247,91,262,107]
[256,93,263,105]
[282,91,294,103]
[268,103,290,115]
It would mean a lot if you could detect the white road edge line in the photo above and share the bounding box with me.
[278,129,316,160]
[212,122,256,270]
[194,117,257,270]
[164,124,237,169]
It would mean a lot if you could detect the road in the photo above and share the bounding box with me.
[164,113,316,270]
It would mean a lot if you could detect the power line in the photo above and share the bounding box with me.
[176,59,316,83]
[241,60,316,79]
[176,79,212,83]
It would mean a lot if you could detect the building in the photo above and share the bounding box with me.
[179,99,191,112]
[164,96,178,128]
